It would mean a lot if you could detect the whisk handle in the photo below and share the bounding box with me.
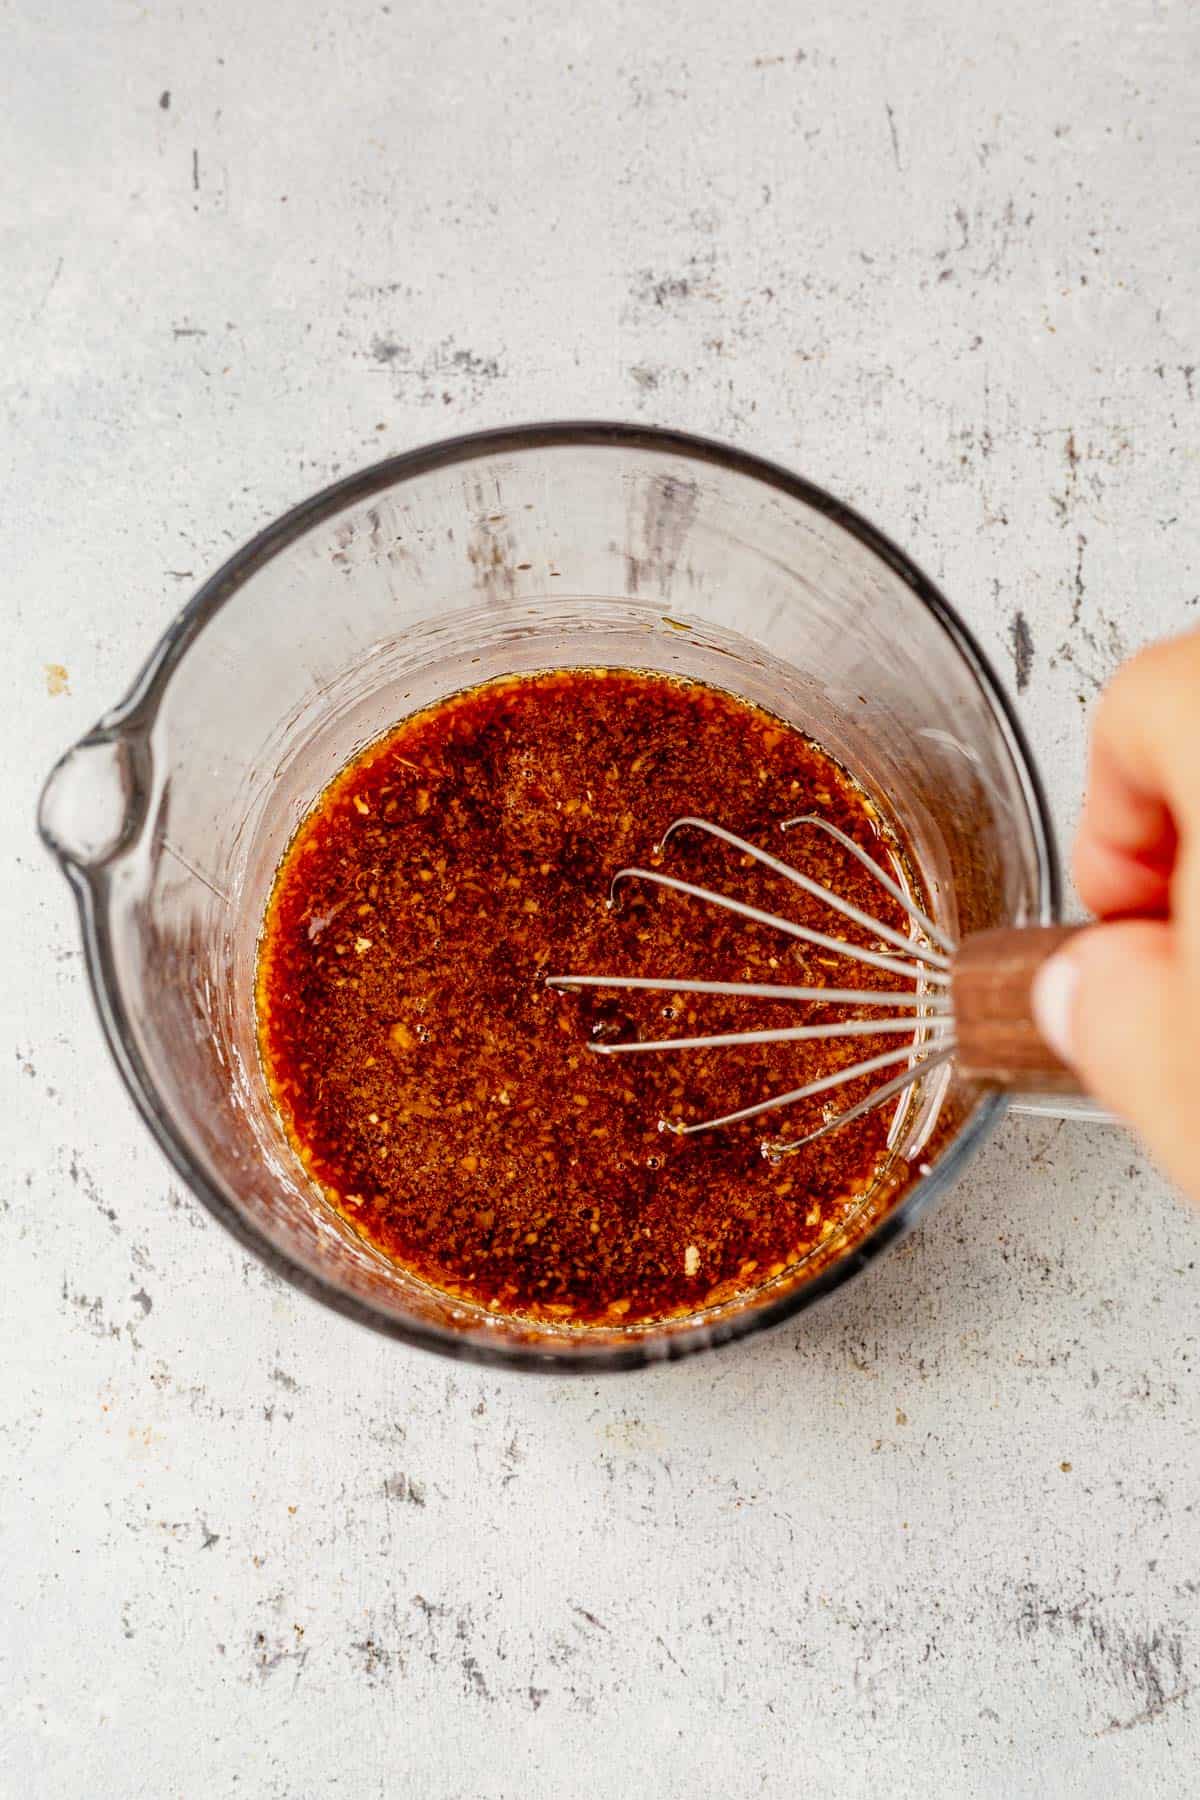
[952,924,1088,1093]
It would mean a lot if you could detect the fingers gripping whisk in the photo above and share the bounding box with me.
[546,815,956,1156]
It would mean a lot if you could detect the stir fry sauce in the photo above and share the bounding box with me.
[256,669,925,1325]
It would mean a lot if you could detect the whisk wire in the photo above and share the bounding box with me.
[780,813,953,953]
[591,1016,954,1056]
[659,816,952,967]
[609,866,950,986]
[659,1040,954,1136]
[761,1046,957,1157]
[545,974,949,1010]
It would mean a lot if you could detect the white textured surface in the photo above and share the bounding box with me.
[5,2,1200,1794]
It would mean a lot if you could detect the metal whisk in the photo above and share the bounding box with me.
[547,815,1081,1154]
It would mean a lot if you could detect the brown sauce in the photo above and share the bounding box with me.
[256,669,922,1326]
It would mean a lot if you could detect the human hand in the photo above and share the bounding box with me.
[1032,628,1200,1205]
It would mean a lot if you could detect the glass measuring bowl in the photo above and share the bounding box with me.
[39,423,1061,1370]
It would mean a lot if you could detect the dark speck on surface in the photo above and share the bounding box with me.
[572,1605,609,1633]
[1072,532,1087,627]
[652,275,689,306]
[462,1654,490,1698]
[383,1473,427,1507]
[159,90,170,110]
[885,101,901,168]
[1009,610,1035,692]
[450,348,499,378]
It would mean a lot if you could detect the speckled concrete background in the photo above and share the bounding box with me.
[5,2,1199,1794]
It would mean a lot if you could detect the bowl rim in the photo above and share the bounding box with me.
[42,421,1061,1371]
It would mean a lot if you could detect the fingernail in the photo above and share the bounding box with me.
[1032,950,1079,1066]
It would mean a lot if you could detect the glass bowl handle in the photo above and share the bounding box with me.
[38,728,148,873]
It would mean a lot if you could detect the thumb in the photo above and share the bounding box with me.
[1032,920,1196,1190]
